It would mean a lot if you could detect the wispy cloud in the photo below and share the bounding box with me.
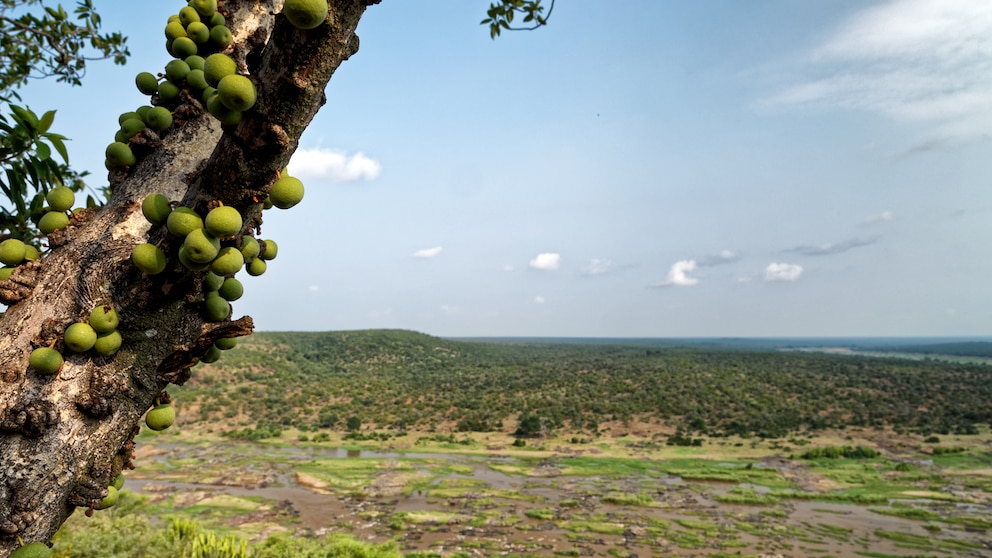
[412,246,443,258]
[784,237,878,256]
[698,250,741,266]
[652,260,699,288]
[861,210,894,226]
[529,253,561,271]
[581,258,615,276]
[534,295,547,304]
[764,262,803,282]
[765,0,992,140]
[290,147,382,182]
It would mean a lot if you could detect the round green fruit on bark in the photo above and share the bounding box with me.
[23,244,40,261]
[209,12,225,26]
[201,344,222,363]
[88,305,119,333]
[165,20,187,41]
[214,337,237,350]
[118,111,141,125]
[29,347,63,374]
[9,541,51,558]
[186,21,209,44]
[283,0,329,29]
[167,206,203,237]
[205,205,242,238]
[206,93,242,126]
[182,228,220,264]
[246,257,266,276]
[165,59,190,82]
[171,36,198,58]
[46,186,75,212]
[145,106,173,131]
[260,239,278,261]
[96,485,119,510]
[210,246,244,276]
[178,246,211,271]
[186,69,208,91]
[105,142,136,167]
[142,193,172,224]
[0,238,26,265]
[119,118,146,140]
[64,322,97,353]
[218,277,243,301]
[132,243,168,275]
[38,211,69,234]
[190,0,217,18]
[217,74,256,112]
[185,54,205,71]
[145,403,176,431]
[203,53,236,87]
[179,6,200,26]
[269,175,304,209]
[94,330,123,357]
[112,473,125,490]
[204,292,231,321]
[209,25,232,49]
[135,71,159,95]
[203,271,224,292]
[240,236,260,261]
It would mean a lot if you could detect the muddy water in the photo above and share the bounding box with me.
[127,442,992,557]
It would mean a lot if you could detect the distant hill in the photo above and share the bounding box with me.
[176,330,992,440]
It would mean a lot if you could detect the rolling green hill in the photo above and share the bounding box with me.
[175,330,992,440]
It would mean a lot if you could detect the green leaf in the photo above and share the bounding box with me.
[35,141,51,160]
[39,110,56,133]
[44,134,69,163]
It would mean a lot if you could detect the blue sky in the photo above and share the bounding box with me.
[17,0,992,337]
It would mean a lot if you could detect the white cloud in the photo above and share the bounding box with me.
[529,253,561,271]
[289,147,382,182]
[763,262,803,282]
[698,250,741,266]
[766,1,992,137]
[654,260,699,287]
[534,295,547,304]
[412,246,443,258]
[582,258,615,276]
[308,285,320,292]
[861,210,894,225]
[503,264,514,272]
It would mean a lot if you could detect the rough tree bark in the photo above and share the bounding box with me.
[0,0,377,552]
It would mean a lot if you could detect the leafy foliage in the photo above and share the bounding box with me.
[0,0,128,92]
[480,0,553,39]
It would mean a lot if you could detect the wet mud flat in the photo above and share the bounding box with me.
[125,438,992,557]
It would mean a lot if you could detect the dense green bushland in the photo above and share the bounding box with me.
[176,330,992,439]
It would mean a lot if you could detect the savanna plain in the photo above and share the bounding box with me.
[50,331,992,557]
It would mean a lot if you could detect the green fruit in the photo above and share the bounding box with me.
[203,53,236,87]
[178,246,210,271]
[210,246,244,276]
[88,305,119,333]
[94,330,123,357]
[112,473,125,490]
[179,6,201,26]
[190,0,217,18]
[182,228,220,263]
[145,403,176,431]
[203,271,224,292]
[9,542,51,558]
[246,257,266,276]
[204,205,242,238]
[29,347,63,374]
[145,106,173,132]
[269,175,304,209]
[0,267,14,280]
[46,186,75,212]
[171,36,198,58]
[207,94,242,126]
[166,206,203,237]
[120,117,146,140]
[214,337,237,350]
[201,344,222,363]
[186,69,208,91]
[204,291,231,321]
[217,74,256,112]
[141,193,172,224]
[185,55,206,71]
[136,72,159,95]
[240,236,259,261]
[114,130,128,144]
[23,244,40,261]
[38,211,69,234]
[209,25,232,49]
[105,142,136,168]
[186,21,210,44]
[118,111,141,125]
[165,20,187,41]
[209,12,225,27]
[0,238,26,265]
[132,243,167,275]
[64,322,97,353]
[218,277,243,301]
[97,485,119,510]
[165,59,190,82]
[283,0,329,29]
[136,105,153,119]
[260,239,278,260]
[202,86,217,104]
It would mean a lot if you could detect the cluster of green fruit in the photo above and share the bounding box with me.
[105,0,257,170]
[96,473,126,511]
[9,540,51,557]
[27,305,122,376]
[0,185,79,280]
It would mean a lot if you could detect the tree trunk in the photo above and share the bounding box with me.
[0,1,376,552]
